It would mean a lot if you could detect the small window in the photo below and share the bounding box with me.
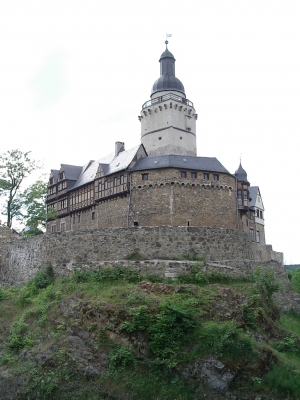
[256,230,260,243]
[120,175,124,184]
[181,171,187,178]
[78,214,81,223]
[114,177,118,186]
[243,190,248,200]
[60,223,66,232]
[51,225,56,233]
[250,228,254,241]
[104,180,108,189]
[78,194,81,203]
[213,174,219,181]
[59,172,64,180]
[204,173,209,180]
[246,219,248,226]
[260,210,263,219]
[87,190,91,200]
[256,209,260,218]
[142,173,148,180]
[237,190,242,200]
[92,212,95,220]
[50,177,54,185]
[98,182,102,192]
[191,172,197,178]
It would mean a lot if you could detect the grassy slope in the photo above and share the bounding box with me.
[0,265,300,400]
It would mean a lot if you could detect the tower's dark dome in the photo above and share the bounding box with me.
[151,44,185,96]
[235,162,249,184]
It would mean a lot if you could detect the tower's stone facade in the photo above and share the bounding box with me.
[140,42,197,156]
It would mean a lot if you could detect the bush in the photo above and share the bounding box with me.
[72,266,141,284]
[0,285,9,301]
[108,345,136,370]
[291,268,300,293]
[253,267,280,300]
[195,321,255,361]
[262,364,300,398]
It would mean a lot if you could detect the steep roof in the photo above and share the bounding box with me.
[61,164,82,181]
[235,162,249,184]
[131,154,230,174]
[69,144,143,191]
[249,186,264,210]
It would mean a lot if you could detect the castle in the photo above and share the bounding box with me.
[46,41,265,247]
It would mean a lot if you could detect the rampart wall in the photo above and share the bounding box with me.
[1,225,281,287]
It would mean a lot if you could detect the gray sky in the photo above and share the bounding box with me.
[0,0,299,263]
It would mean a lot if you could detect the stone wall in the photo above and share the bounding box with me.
[1,226,255,287]
[129,168,237,229]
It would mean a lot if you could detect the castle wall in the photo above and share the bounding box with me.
[0,226,255,287]
[130,168,237,229]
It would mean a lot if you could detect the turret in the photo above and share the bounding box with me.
[235,161,250,212]
[139,41,197,156]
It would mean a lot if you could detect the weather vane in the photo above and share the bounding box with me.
[165,33,172,47]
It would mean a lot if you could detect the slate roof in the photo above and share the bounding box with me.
[235,162,249,184]
[51,169,59,183]
[61,164,82,181]
[67,144,142,191]
[130,155,231,174]
[249,186,264,210]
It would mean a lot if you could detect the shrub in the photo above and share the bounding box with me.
[195,321,255,361]
[291,268,300,293]
[0,285,9,301]
[72,266,141,284]
[108,345,136,370]
[262,364,300,398]
[253,267,280,300]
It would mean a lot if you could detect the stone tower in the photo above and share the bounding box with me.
[139,41,198,156]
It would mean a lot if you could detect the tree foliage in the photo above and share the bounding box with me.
[0,149,41,228]
[23,179,55,234]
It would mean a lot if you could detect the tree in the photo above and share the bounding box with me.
[0,150,41,228]
[23,179,56,234]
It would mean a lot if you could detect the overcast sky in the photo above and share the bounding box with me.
[0,0,299,263]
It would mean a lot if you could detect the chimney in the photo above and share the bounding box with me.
[115,141,125,156]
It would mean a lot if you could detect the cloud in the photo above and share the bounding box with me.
[29,51,68,107]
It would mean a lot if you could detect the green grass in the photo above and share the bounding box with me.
[0,265,300,400]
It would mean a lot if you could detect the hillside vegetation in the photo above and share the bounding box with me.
[1,263,300,399]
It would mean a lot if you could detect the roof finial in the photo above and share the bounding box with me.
[165,33,172,48]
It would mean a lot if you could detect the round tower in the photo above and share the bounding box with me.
[139,41,197,156]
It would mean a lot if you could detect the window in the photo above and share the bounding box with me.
[59,171,64,180]
[213,174,219,181]
[104,180,108,189]
[246,219,248,226]
[142,174,148,180]
[78,214,81,223]
[98,182,102,192]
[72,196,76,205]
[50,177,54,185]
[51,225,56,233]
[78,194,81,203]
[62,181,66,189]
[50,187,55,194]
[237,190,242,200]
[60,223,66,232]
[87,190,91,200]
[61,199,67,209]
[181,171,187,178]
[92,212,95,220]
[191,172,197,178]
[243,190,248,200]
[256,209,260,218]
[260,210,263,219]
[120,175,124,184]
[114,177,118,186]
[250,228,254,241]
[204,173,209,180]
[256,230,260,243]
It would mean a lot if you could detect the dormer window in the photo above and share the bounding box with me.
[59,172,64,180]
[50,177,54,185]
[204,173,209,180]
